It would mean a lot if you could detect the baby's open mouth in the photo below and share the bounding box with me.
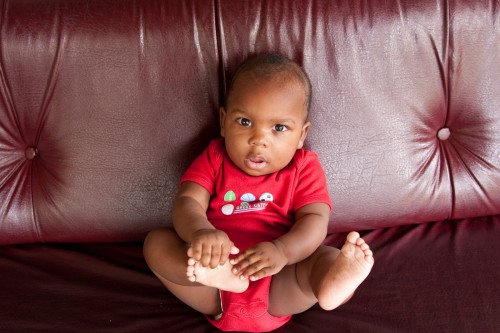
[245,156,267,170]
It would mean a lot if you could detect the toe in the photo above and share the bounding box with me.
[365,254,374,264]
[356,237,366,246]
[346,231,360,244]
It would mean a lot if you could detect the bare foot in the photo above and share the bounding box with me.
[186,258,249,293]
[317,231,374,310]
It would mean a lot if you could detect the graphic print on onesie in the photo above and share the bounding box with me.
[221,190,274,216]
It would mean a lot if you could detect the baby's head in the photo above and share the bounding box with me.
[220,53,312,176]
[225,53,312,114]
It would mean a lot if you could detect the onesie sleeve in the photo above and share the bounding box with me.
[292,151,333,212]
[180,139,223,196]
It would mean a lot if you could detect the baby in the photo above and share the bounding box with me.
[144,53,374,332]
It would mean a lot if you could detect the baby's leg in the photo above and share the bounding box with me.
[143,227,223,315]
[269,232,374,316]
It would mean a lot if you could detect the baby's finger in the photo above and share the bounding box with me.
[188,243,202,261]
[239,261,267,280]
[224,244,240,265]
[232,253,259,275]
[230,245,240,255]
[219,243,233,265]
[232,247,255,264]
[249,268,271,281]
[208,244,222,268]
[199,243,212,267]
[187,246,194,259]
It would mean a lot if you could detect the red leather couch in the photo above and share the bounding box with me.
[1,0,499,332]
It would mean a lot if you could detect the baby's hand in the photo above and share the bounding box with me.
[188,229,239,269]
[230,241,287,281]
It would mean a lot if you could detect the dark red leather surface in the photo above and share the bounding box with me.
[1,0,498,244]
[0,217,498,332]
[1,0,220,243]
[218,0,500,232]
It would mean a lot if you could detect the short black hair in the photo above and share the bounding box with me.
[225,53,312,112]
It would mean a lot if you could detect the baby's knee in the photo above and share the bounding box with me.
[312,245,341,263]
[143,228,177,260]
[144,227,163,248]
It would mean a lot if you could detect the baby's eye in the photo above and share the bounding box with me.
[273,124,288,132]
[237,118,251,127]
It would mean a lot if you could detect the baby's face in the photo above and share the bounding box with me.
[220,74,310,176]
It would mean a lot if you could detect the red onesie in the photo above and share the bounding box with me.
[181,138,332,332]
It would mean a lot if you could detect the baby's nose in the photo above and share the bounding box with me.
[249,129,268,147]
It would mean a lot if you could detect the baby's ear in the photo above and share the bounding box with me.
[297,121,311,149]
[219,107,227,137]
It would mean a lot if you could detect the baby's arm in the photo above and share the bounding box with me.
[173,181,239,268]
[231,202,330,281]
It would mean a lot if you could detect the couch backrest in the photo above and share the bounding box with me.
[1,0,499,244]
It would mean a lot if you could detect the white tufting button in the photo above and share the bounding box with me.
[437,128,451,140]
[25,147,38,160]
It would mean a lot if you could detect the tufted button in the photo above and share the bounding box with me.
[25,147,39,160]
[437,128,451,141]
